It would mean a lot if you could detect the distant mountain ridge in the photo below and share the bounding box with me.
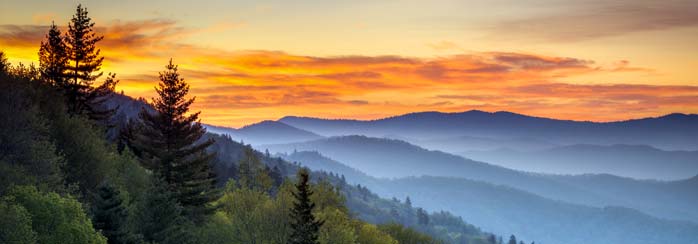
[279,150,698,244]
[279,110,698,150]
[262,135,698,223]
[461,144,698,180]
[205,120,323,145]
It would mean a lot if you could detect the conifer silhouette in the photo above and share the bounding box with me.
[129,59,218,223]
[288,168,323,244]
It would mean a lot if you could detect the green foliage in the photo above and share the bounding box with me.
[311,179,347,213]
[0,201,38,244]
[133,178,194,244]
[0,72,64,194]
[4,185,106,244]
[355,222,398,244]
[316,208,357,244]
[107,149,150,205]
[191,212,236,244]
[92,182,139,244]
[52,112,120,194]
[378,223,440,244]
[237,146,273,192]
[128,60,218,222]
[215,179,292,244]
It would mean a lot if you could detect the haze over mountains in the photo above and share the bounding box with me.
[462,144,698,180]
[279,110,698,151]
[190,108,698,243]
[207,110,698,180]
[277,150,698,244]
[263,136,698,222]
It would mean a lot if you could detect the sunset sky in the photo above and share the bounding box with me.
[1,0,697,127]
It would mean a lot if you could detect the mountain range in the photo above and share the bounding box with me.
[461,144,698,180]
[277,149,698,244]
[279,110,698,151]
[260,135,698,223]
[205,120,323,145]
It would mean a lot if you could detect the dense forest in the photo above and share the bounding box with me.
[0,5,530,244]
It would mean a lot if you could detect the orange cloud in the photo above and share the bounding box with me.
[1,19,696,127]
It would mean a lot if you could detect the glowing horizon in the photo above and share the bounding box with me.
[1,0,697,127]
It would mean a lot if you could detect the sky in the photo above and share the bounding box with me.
[1,0,697,127]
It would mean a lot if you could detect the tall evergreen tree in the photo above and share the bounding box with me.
[92,182,138,244]
[65,4,103,85]
[288,168,323,244]
[63,4,117,120]
[487,234,497,244]
[0,51,8,74]
[129,60,218,222]
[508,235,517,244]
[416,207,430,226]
[38,22,68,86]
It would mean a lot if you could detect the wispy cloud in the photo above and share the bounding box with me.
[493,0,698,42]
[1,18,695,126]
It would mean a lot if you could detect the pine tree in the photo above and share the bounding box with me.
[92,182,138,244]
[237,146,272,192]
[487,234,497,244]
[416,208,430,226]
[508,235,517,244]
[63,4,117,120]
[129,59,218,223]
[65,4,103,86]
[38,22,68,86]
[269,165,284,187]
[136,178,193,244]
[0,51,8,74]
[288,168,323,244]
